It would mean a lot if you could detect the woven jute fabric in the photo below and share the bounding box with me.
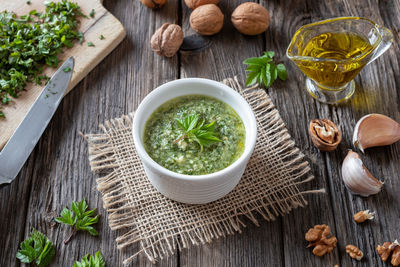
[84,77,322,265]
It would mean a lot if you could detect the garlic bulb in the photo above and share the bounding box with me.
[341,150,383,197]
[353,114,400,152]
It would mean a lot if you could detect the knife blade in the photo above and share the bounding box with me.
[0,57,74,184]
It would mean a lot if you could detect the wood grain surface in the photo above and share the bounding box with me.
[1,0,399,266]
[0,0,126,148]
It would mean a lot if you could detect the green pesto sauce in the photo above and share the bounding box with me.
[143,95,245,175]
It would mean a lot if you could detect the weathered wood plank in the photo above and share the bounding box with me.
[179,0,284,266]
[1,0,179,266]
[271,0,400,266]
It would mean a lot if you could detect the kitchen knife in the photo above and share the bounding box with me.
[0,57,74,184]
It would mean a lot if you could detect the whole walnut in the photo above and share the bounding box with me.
[189,4,224,35]
[150,23,184,57]
[141,0,167,9]
[231,2,270,35]
[184,0,219,10]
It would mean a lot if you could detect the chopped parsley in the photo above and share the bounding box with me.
[89,9,95,18]
[0,0,85,117]
[63,67,72,73]
[99,35,105,40]
[87,42,95,47]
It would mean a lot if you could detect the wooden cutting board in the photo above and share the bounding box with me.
[0,0,126,148]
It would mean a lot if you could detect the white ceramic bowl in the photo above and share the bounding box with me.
[132,78,257,204]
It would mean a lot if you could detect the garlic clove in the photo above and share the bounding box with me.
[353,113,400,153]
[341,150,383,197]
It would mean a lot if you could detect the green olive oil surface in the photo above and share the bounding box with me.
[143,95,245,175]
[295,31,374,88]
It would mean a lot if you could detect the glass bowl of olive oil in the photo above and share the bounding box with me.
[287,17,393,104]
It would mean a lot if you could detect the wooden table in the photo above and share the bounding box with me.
[1,0,399,266]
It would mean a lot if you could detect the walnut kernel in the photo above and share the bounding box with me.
[377,242,393,262]
[346,244,363,261]
[141,0,167,9]
[150,23,184,57]
[392,243,400,266]
[309,119,342,152]
[184,0,219,10]
[231,2,270,35]
[189,4,224,35]
[353,210,375,223]
[305,224,337,257]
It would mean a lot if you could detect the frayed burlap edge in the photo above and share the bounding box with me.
[84,76,324,265]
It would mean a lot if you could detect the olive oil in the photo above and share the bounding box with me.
[294,32,374,88]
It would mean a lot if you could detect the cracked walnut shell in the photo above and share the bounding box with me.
[309,119,342,152]
[150,23,184,57]
[184,0,219,10]
[346,244,363,261]
[305,224,338,256]
[189,4,224,35]
[141,0,167,9]
[231,2,270,35]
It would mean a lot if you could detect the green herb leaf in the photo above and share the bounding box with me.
[174,114,222,151]
[55,199,99,244]
[276,63,288,80]
[87,42,95,47]
[16,229,55,267]
[99,35,105,40]
[243,51,288,88]
[63,67,72,73]
[89,9,95,18]
[0,1,85,117]
[73,251,105,267]
[26,1,31,4]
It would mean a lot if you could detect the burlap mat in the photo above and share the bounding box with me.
[84,77,323,265]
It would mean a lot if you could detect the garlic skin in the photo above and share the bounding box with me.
[341,150,383,197]
[353,114,400,153]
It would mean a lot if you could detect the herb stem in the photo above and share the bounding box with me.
[173,135,186,145]
[64,228,76,244]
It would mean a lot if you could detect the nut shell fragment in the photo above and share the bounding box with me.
[346,244,363,261]
[309,119,341,152]
[353,113,400,152]
[189,4,224,35]
[184,0,219,10]
[341,150,383,197]
[151,23,184,57]
[231,2,270,35]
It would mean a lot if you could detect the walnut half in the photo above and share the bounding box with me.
[309,119,342,152]
[346,244,363,260]
[305,224,338,257]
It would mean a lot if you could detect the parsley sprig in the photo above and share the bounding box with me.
[174,114,222,151]
[55,199,99,244]
[16,229,55,267]
[244,51,287,88]
[73,251,105,267]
